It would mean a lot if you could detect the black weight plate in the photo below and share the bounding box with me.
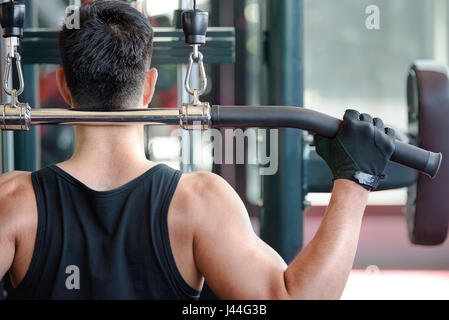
[406,60,449,245]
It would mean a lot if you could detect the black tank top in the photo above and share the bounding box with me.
[6,164,201,300]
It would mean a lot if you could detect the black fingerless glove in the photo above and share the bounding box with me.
[314,109,396,191]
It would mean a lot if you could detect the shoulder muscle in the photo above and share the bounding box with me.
[0,171,35,279]
[177,171,253,232]
[0,171,36,242]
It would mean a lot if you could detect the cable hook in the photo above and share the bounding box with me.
[184,49,208,105]
[3,50,24,107]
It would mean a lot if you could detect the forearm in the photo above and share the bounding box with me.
[283,179,369,300]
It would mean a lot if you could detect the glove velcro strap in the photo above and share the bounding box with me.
[353,171,384,191]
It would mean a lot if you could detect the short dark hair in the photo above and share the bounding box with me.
[59,0,154,110]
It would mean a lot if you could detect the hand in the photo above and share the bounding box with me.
[314,109,396,191]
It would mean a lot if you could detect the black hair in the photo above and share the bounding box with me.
[59,0,154,110]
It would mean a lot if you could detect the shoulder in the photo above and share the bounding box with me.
[0,170,34,195]
[0,171,36,237]
[0,171,34,204]
[177,171,243,208]
[172,171,249,228]
[179,171,231,193]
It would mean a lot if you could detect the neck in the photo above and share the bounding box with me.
[70,125,148,168]
[57,125,157,191]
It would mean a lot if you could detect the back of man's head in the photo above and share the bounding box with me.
[59,0,154,111]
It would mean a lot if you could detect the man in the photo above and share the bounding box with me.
[0,1,395,299]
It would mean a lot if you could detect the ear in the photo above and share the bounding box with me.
[143,68,158,106]
[56,68,73,106]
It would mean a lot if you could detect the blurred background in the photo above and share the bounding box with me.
[1,0,449,300]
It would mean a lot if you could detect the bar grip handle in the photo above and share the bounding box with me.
[211,105,442,178]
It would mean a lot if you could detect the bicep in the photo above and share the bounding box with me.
[193,176,288,300]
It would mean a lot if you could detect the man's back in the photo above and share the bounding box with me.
[1,164,201,300]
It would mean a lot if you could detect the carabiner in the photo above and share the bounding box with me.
[3,51,24,107]
[184,50,208,104]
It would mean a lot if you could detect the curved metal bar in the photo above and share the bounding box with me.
[211,105,442,178]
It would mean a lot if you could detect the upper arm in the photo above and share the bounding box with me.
[188,172,289,300]
[0,171,34,280]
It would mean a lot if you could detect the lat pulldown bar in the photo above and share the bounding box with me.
[0,103,442,178]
